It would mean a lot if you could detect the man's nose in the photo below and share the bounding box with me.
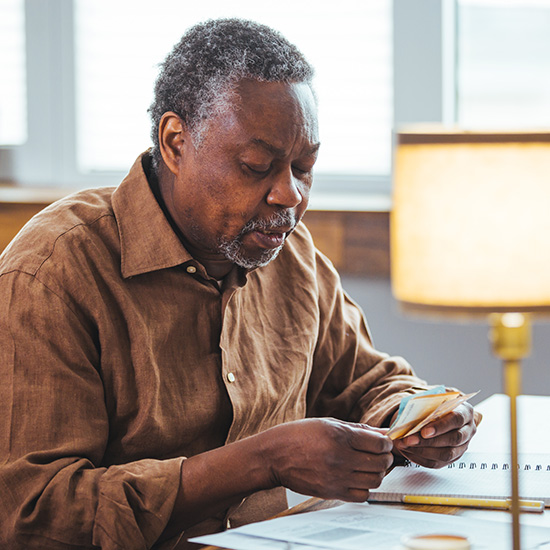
[266,167,303,209]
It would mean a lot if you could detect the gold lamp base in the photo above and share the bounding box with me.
[490,313,532,550]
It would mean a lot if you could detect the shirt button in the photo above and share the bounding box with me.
[186,265,197,274]
[227,372,236,383]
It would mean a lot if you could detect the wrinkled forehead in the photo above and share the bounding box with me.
[192,78,319,155]
[236,79,319,140]
[235,78,317,115]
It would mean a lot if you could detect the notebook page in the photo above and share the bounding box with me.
[369,452,550,505]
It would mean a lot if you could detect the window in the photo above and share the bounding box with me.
[1,1,453,192]
[10,1,544,193]
[1,0,402,190]
[74,0,392,178]
[457,0,550,128]
[0,0,27,146]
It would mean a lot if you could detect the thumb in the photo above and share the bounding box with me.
[361,424,389,436]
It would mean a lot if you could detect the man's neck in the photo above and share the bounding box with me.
[182,240,234,279]
[146,158,234,280]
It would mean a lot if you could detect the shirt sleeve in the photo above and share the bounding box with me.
[306,249,429,427]
[0,271,184,550]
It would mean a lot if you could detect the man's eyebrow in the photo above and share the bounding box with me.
[305,142,322,156]
[250,138,321,157]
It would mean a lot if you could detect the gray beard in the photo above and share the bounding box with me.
[218,210,296,269]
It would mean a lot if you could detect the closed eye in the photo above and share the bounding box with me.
[292,163,315,178]
[244,163,271,176]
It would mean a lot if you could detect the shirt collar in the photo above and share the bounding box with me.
[112,151,193,278]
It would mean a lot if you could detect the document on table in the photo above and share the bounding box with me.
[190,502,550,550]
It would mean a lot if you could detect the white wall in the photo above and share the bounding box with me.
[341,276,550,405]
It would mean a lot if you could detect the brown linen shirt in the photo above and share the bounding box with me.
[0,153,426,550]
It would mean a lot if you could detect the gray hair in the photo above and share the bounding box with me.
[148,18,315,169]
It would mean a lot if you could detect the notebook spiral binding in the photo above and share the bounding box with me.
[403,459,550,471]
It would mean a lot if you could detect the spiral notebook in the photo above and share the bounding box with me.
[369,452,550,506]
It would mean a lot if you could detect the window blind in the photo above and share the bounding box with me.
[74,0,392,177]
[458,0,550,128]
[0,0,27,146]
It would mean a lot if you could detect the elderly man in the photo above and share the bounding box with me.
[0,18,477,550]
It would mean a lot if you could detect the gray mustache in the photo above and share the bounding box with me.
[241,210,296,234]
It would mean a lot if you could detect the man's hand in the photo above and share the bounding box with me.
[263,418,394,502]
[392,402,479,469]
[165,418,393,536]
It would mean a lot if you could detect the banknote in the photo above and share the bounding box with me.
[387,386,479,440]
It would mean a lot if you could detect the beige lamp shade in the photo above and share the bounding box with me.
[391,127,550,314]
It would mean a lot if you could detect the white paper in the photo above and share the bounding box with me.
[191,503,550,550]
[194,531,321,550]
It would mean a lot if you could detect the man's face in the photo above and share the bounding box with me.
[167,79,320,269]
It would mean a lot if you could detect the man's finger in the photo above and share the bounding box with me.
[397,424,473,449]
[399,442,470,469]
[412,403,474,441]
[349,427,393,454]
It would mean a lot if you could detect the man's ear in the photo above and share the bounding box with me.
[158,112,189,175]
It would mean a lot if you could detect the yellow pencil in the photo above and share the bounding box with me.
[402,495,545,513]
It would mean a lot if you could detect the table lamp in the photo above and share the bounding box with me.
[391,127,550,550]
